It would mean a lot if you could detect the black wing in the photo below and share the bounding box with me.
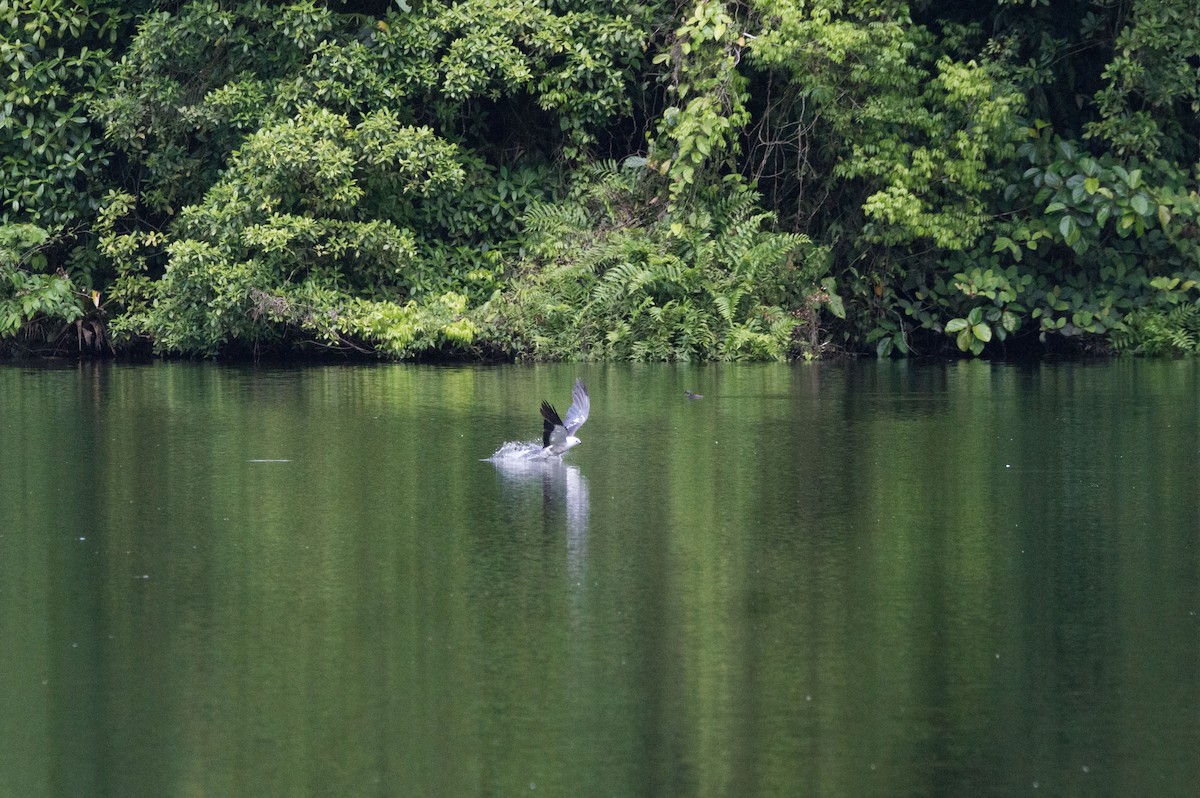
[541,400,565,448]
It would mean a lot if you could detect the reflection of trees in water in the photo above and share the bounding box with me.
[490,457,590,583]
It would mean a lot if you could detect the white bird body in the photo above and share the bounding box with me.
[540,378,590,457]
[485,379,590,463]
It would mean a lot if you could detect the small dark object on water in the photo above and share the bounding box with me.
[685,390,704,400]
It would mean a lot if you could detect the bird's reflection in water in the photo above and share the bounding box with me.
[489,456,590,583]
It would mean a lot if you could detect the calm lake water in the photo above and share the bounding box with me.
[1,360,1197,797]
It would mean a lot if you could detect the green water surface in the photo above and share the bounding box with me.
[1,360,1197,797]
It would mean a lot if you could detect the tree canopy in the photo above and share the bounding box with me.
[2,0,1197,359]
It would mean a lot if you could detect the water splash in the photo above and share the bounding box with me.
[483,440,551,462]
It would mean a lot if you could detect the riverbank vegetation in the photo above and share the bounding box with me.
[2,0,1197,360]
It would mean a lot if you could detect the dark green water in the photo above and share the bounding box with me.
[1,360,1197,797]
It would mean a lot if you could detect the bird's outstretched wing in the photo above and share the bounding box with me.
[562,378,589,434]
[541,401,566,449]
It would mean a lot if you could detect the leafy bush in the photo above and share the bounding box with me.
[105,105,476,356]
[5,1,1200,361]
[0,224,101,352]
[479,162,826,361]
[0,2,131,228]
[1110,277,1200,356]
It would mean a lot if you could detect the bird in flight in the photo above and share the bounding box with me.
[540,378,590,457]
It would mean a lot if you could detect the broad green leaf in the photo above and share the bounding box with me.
[956,328,972,351]
[1065,223,1082,249]
[1158,204,1172,229]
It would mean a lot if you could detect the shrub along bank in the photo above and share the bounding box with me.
[2,1,1198,360]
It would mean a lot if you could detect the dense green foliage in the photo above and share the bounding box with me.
[2,0,1197,359]
[482,161,822,360]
